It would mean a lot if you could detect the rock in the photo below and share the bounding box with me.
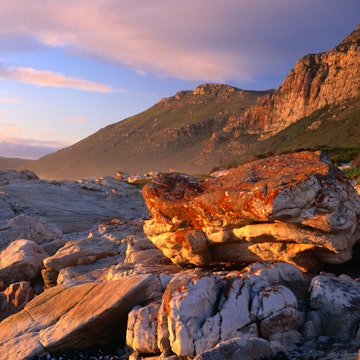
[42,236,128,287]
[0,214,62,251]
[143,151,360,270]
[128,262,306,358]
[0,171,148,232]
[57,256,121,286]
[251,284,299,339]
[0,197,15,219]
[159,271,222,358]
[0,239,49,285]
[0,274,163,359]
[43,237,126,273]
[127,301,161,354]
[193,337,272,360]
[0,281,34,321]
[309,273,360,341]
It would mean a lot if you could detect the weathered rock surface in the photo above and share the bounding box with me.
[223,25,360,142]
[0,281,34,322]
[0,155,359,359]
[0,171,148,232]
[0,274,162,359]
[127,262,306,358]
[193,337,275,360]
[0,214,62,251]
[42,236,126,287]
[0,239,48,285]
[143,151,360,270]
[308,273,360,341]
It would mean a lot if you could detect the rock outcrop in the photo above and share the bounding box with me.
[0,239,48,285]
[143,151,360,270]
[0,172,147,232]
[0,275,162,359]
[222,25,360,141]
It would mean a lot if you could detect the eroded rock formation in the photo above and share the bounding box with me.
[143,151,360,270]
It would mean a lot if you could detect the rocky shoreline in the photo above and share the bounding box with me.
[0,152,359,360]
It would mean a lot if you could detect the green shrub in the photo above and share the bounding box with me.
[342,167,360,179]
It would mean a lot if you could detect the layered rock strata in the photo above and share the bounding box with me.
[143,151,360,270]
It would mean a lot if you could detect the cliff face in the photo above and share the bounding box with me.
[224,25,360,140]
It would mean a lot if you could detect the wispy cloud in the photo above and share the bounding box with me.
[0,1,358,85]
[0,96,20,103]
[0,65,114,92]
[65,116,87,124]
[0,122,65,159]
[0,140,62,159]
[0,122,22,140]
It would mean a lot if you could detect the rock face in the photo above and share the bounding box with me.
[0,275,162,359]
[224,25,360,141]
[0,172,148,232]
[143,151,360,270]
[308,273,360,341]
[0,214,62,251]
[0,239,49,285]
[126,262,305,358]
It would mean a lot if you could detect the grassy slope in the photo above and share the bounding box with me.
[238,95,360,165]
[21,87,268,180]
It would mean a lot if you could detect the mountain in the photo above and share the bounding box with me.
[22,85,271,179]
[0,156,32,170]
[22,25,360,180]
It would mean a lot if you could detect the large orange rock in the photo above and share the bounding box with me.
[143,151,360,270]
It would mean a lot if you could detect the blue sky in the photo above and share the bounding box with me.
[0,1,359,159]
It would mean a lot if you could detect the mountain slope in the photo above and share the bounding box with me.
[23,85,270,179]
[0,157,31,170]
[238,95,360,164]
[22,25,360,180]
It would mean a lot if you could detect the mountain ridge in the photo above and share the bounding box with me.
[21,25,360,180]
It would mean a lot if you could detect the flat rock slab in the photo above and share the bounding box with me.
[143,151,360,270]
[0,274,162,359]
[0,172,148,232]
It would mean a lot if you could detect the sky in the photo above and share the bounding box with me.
[0,1,359,159]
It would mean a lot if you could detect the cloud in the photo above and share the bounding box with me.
[0,140,61,159]
[0,96,19,103]
[0,123,65,159]
[0,122,22,140]
[0,65,114,92]
[0,1,359,85]
[65,116,87,124]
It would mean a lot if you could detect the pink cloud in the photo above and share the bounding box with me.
[0,1,358,84]
[65,116,87,124]
[0,96,19,103]
[0,66,113,92]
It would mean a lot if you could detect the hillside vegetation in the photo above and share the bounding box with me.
[21,85,270,180]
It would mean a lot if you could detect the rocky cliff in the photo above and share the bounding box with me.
[223,24,360,141]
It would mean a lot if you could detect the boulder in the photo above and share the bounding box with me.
[193,337,272,360]
[0,281,34,321]
[0,239,49,285]
[127,301,162,354]
[309,273,360,341]
[143,151,360,270]
[0,274,163,359]
[0,214,62,251]
[127,262,306,358]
